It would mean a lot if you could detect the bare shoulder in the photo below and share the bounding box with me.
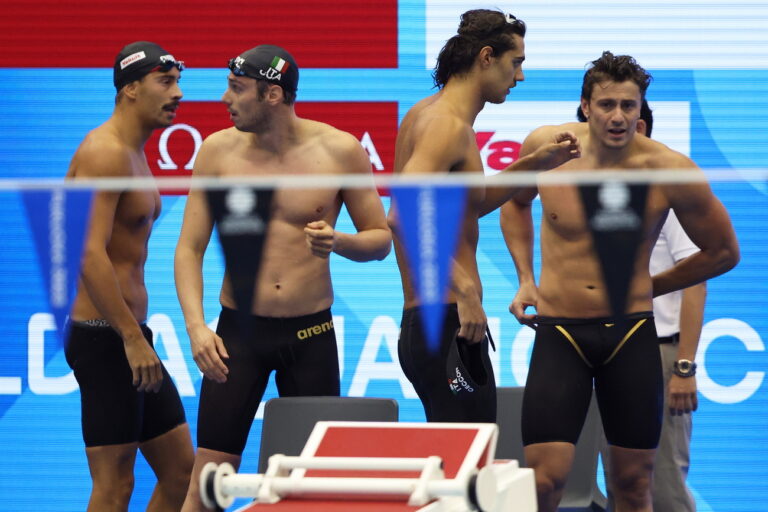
[551,121,585,133]
[200,126,243,154]
[525,122,584,145]
[400,95,439,127]
[69,128,132,178]
[403,108,474,165]
[193,127,243,175]
[637,137,697,169]
[307,119,361,152]
[525,124,561,142]
[420,111,471,140]
[301,119,371,173]
[400,101,475,174]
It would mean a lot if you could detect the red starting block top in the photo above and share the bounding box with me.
[243,499,423,511]
[236,422,499,512]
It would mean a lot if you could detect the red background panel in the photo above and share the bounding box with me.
[0,0,397,68]
[145,100,397,193]
[295,102,397,178]
[146,101,230,184]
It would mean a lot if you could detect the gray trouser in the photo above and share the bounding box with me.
[601,341,695,512]
[652,342,695,512]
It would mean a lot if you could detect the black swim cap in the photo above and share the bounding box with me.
[227,45,299,93]
[113,41,184,91]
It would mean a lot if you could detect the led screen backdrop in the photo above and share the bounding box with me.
[1,1,767,510]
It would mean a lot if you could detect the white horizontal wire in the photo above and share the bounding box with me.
[0,169,764,191]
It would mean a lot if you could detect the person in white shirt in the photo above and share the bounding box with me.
[645,209,705,512]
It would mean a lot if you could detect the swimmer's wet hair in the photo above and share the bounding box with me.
[581,51,653,101]
[433,9,526,89]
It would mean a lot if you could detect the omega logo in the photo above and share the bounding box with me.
[156,123,203,171]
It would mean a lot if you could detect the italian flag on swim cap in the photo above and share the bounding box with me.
[271,56,290,72]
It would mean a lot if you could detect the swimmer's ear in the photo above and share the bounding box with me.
[477,45,495,68]
[580,97,590,121]
[637,119,647,136]
[122,80,141,102]
[265,83,285,106]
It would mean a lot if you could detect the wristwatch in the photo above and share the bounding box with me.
[673,359,697,378]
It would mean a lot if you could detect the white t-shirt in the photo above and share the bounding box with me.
[650,211,699,337]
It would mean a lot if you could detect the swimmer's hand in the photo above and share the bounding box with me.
[304,220,337,258]
[530,130,581,170]
[668,375,698,416]
[456,285,487,344]
[510,281,538,328]
[188,323,229,383]
[123,333,163,393]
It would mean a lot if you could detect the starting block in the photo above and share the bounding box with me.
[200,421,536,511]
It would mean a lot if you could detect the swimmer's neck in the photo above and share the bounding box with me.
[108,107,155,151]
[246,107,302,154]
[584,136,638,169]
[439,78,487,125]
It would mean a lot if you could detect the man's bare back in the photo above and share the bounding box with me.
[393,93,485,308]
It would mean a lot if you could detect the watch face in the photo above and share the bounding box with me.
[675,359,697,376]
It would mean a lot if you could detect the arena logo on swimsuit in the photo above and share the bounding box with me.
[297,320,334,340]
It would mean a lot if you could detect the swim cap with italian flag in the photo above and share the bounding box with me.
[227,44,299,93]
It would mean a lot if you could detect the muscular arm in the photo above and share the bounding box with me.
[653,163,740,296]
[480,128,579,216]
[500,196,539,326]
[174,138,229,382]
[498,128,551,324]
[174,187,214,331]
[72,147,162,392]
[307,135,391,261]
[668,280,706,415]
[677,282,706,362]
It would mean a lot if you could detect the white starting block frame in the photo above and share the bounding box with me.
[200,421,537,512]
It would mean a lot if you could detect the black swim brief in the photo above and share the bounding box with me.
[522,312,663,450]
[398,304,497,423]
[196,307,341,455]
[65,321,187,447]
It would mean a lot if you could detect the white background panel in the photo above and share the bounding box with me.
[426,1,768,69]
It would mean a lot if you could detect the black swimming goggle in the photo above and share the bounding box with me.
[151,56,185,73]
[505,13,526,32]
[227,57,251,78]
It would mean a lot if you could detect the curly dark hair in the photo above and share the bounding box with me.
[581,51,653,101]
[433,9,526,89]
